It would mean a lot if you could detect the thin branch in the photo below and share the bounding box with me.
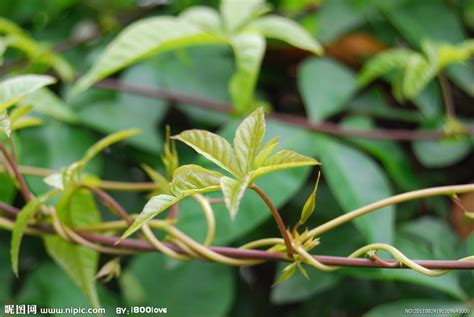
[0,143,34,201]
[438,74,456,118]
[0,163,159,192]
[94,79,474,141]
[86,186,133,225]
[1,203,473,270]
[251,185,294,258]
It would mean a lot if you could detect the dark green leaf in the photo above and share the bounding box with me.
[120,253,234,317]
[73,17,224,94]
[299,58,357,122]
[11,189,59,276]
[312,135,394,244]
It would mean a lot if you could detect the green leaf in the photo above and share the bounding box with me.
[412,120,472,168]
[0,75,56,109]
[0,18,73,81]
[273,262,297,286]
[254,136,279,167]
[0,172,15,203]
[77,62,168,154]
[272,262,341,304]
[299,172,320,225]
[44,237,100,308]
[44,190,102,307]
[221,175,251,219]
[170,164,223,196]
[229,31,265,113]
[11,117,41,131]
[17,263,119,317]
[121,254,234,317]
[412,138,472,168]
[82,128,140,165]
[173,129,241,177]
[358,49,412,87]
[233,107,266,173]
[72,17,224,95]
[299,58,357,122]
[20,88,78,123]
[180,6,222,34]
[251,15,322,55]
[0,110,10,137]
[341,115,421,191]
[122,194,180,239]
[220,0,269,33]
[378,0,474,96]
[313,135,394,244]
[402,54,436,99]
[11,189,59,276]
[142,164,171,195]
[253,149,319,179]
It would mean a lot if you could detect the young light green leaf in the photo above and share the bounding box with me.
[220,0,269,33]
[9,105,32,121]
[20,88,78,123]
[11,117,42,131]
[253,150,319,178]
[402,54,436,99]
[357,49,412,87]
[122,194,180,239]
[0,19,73,81]
[273,262,297,287]
[72,17,224,95]
[43,173,64,190]
[173,129,241,177]
[96,257,121,282]
[254,136,280,167]
[299,172,321,225]
[229,32,266,113]
[221,175,251,220]
[0,110,11,137]
[180,6,222,34]
[82,128,140,165]
[171,164,223,196]
[233,107,266,173]
[162,126,179,179]
[0,75,56,109]
[251,15,322,55]
[142,164,171,195]
[11,190,59,276]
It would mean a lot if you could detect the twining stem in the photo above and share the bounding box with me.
[193,194,215,246]
[86,186,133,225]
[0,143,34,201]
[0,163,159,192]
[1,202,473,269]
[250,184,294,258]
[308,184,474,238]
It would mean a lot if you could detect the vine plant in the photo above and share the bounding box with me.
[1,75,474,307]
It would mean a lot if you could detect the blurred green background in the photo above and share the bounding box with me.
[1,0,474,316]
